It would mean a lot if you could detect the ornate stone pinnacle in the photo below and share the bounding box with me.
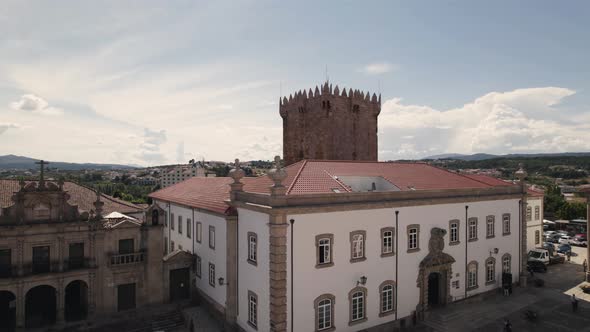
[268,155,287,188]
[229,158,245,184]
[515,163,527,181]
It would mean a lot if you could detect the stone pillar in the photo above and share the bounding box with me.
[225,215,238,330]
[16,281,24,328]
[16,239,24,276]
[58,236,65,272]
[56,277,65,323]
[269,214,288,332]
[88,272,96,316]
[516,165,528,287]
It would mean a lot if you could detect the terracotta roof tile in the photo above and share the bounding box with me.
[0,180,143,215]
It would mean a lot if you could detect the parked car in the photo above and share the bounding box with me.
[546,233,562,243]
[543,242,555,254]
[527,260,547,273]
[528,248,565,265]
[557,244,572,254]
[558,235,573,244]
[544,230,557,236]
[572,234,588,247]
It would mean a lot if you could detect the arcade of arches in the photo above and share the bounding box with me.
[0,280,90,331]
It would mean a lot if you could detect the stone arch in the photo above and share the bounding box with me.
[313,293,336,331]
[0,290,16,331]
[25,285,56,328]
[65,280,88,321]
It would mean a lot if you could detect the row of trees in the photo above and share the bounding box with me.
[544,185,587,220]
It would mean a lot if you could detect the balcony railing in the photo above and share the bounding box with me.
[22,261,60,275]
[110,252,145,266]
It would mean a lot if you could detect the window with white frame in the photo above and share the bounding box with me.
[526,206,532,221]
[196,255,202,278]
[486,216,495,238]
[467,261,478,289]
[187,218,191,238]
[449,220,459,244]
[248,291,258,328]
[196,222,202,243]
[350,231,365,262]
[486,258,495,283]
[502,214,511,235]
[208,263,215,287]
[380,282,394,315]
[535,206,540,220]
[316,234,333,267]
[502,254,511,273]
[349,288,366,323]
[468,217,478,241]
[178,215,182,234]
[535,230,540,244]
[407,225,420,252]
[315,294,334,331]
[209,226,215,250]
[381,227,394,256]
[248,232,257,265]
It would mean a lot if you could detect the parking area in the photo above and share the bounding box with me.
[419,247,590,332]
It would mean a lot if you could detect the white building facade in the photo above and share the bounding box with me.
[150,160,529,332]
[525,191,544,251]
[160,165,212,188]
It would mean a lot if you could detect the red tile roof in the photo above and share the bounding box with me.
[462,174,544,197]
[149,160,520,214]
[0,180,143,215]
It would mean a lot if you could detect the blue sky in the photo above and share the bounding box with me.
[1,1,589,165]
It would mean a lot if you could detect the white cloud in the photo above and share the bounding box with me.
[379,87,589,160]
[10,94,64,116]
[135,128,167,164]
[0,122,19,135]
[360,62,395,75]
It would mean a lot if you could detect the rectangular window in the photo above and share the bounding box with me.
[209,263,215,287]
[535,230,540,245]
[248,291,258,328]
[248,232,257,265]
[187,218,192,239]
[164,237,168,255]
[171,241,175,252]
[178,215,182,234]
[351,291,365,322]
[209,226,215,250]
[0,249,12,278]
[449,221,459,243]
[535,206,540,220]
[381,228,394,256]
[468,267,477,288]
[317,235,333,266]
[526,206,532,221]
[486,216,495,238]
[118,239,134,254]
[503,214,511,235]
[381,285,394,313]
[468,218,478,241]
[486,260,495,283]
[196,222,202,243]
[408,227,418,251]
[196,255,202,278]
[68,242,84,269]
[317,298,332,330]
[32,245,50,274]
[171,213,175,230]
[164,213,168,227]
[350,231,366,262]
[452,280,460,289]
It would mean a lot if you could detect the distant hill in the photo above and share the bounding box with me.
[0,154,136,171]
[424,152,590,161]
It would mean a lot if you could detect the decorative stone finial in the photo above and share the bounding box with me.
[515,163,527,181]
[267,156,287,196]
[93,190,104,220]
[229,159,245,184]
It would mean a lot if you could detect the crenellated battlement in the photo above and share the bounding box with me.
[280,81,380,165]
[279,81,381,118]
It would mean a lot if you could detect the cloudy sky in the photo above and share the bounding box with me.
[1,1,589,165]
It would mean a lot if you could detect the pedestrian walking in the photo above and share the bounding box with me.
[567,251,571,262]
[583,259,587,273]
[572,294,579,313]
[503,319,512,332]
[503,284,510,296]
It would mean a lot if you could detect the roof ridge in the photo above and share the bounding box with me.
[428,165,500,188]
[322,169,352,193]
[286,160,307,195]
[67,181,142,210]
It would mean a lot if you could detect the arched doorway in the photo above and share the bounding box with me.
[0,290,16,332]
[427,272,442,307]
[25,285,56,328]
[65,280,88,321]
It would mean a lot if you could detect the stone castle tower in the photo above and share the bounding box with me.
[280,81,381,165]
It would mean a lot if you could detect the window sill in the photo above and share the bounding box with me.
[348,318,367,326]
[486,235,495,239]
[466,285,478,291]
[315,262,334,269]
[485,280,495,286]
[247,321,258,330]
[381,252,395,258]
[247,259,258,267]
[468,238,478,242]
[407,248,420,254]
[503,232,511,236]
[449,241,460,246]
[316,326,335,332]
[350,257,367,263]
[379,310,395,317]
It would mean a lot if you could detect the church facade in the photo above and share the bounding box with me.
[0,172,175,331]
[151,159,529,332]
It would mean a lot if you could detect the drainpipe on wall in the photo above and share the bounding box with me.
[464,205,468,300]
[395,210,399,322]
[192,208,195,254]
[290,218,295,332]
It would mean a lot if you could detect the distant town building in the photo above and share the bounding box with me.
[160,164,213,188]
